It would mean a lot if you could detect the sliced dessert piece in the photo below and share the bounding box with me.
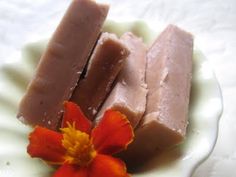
[95,32,147,128]
[17,0,109,130]
[70,32,129,120]
[122,25,193,161]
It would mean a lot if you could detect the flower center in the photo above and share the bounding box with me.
[60,122,96,166]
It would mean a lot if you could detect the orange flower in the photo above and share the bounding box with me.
[27,101,134,177]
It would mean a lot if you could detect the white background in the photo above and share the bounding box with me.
[0,0,236,176]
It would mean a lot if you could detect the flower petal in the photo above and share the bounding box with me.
[53,164,88,177]
[91,110,134,155]
[90,154,130,177]
[62,101,92,134]
[27,126,65,164]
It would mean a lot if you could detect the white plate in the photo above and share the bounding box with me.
[0,20,223,177]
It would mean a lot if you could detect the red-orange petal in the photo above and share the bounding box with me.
[27,126,65,164]
[62,101,92,134]
[89,154,130,177]
[53,164,88,177]
[91,110,134,155]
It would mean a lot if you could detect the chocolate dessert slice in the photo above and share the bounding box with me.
[122,25,193,161]
[17,0,109,130]
[95,32,147,128]
[70,32,129,120]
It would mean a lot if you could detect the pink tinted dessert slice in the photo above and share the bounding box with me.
[123,25,193,161]
[17,0,109,130]
[70,32,129,120]
[95,32,147,128]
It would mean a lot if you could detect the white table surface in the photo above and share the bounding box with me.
[0,0,235,176]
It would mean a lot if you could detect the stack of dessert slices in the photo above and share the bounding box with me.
[17,0,193,162]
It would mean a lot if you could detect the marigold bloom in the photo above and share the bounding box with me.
[27,101,134,177]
